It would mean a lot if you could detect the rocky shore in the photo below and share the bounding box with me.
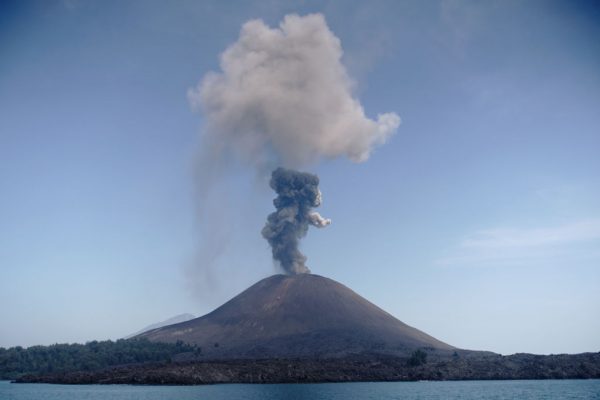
[15,352,600,385]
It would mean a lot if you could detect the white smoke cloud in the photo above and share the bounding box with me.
[308,212,332,228]
[189,13,400,170]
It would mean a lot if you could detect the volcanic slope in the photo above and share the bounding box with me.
[139,274,454,358]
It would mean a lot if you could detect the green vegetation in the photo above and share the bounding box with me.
[407,349,427,367]
[0,338,196,380]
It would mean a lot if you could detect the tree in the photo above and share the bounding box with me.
[408,349,427,367]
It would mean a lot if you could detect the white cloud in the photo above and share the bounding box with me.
[437,219,600,267]
[463,220,600,248]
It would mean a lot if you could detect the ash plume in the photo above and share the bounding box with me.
[189,13,400,171]
[188,13,400,281]
[262,168,331,274]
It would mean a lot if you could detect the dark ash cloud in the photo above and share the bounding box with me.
[262,168,331,274]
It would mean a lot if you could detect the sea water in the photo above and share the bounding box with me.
[1,379,599,399]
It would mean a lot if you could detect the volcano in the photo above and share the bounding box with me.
[17,274,600,385]
[139,274,454,358]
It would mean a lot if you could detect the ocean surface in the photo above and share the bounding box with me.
[1,379,599,399]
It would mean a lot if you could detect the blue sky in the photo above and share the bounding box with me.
[1,0,599,355]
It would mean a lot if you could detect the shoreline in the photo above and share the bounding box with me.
[12,352,600,385]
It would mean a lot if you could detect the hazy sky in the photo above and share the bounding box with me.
[1,0,599,355]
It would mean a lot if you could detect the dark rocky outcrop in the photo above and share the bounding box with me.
[15,352,600,384]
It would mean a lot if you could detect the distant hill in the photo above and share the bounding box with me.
[125,314,196,339]
[138,274,454,358]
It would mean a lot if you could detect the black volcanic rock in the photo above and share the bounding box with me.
[16,352,600,384]
[138,274,454,358]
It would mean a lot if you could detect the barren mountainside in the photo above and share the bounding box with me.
[139,274,454,358]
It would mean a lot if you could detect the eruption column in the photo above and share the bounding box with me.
[262,168,331,274]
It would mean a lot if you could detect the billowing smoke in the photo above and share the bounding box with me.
[189,13,400,170]
[261,168,331,274]
[189,14,400,278]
